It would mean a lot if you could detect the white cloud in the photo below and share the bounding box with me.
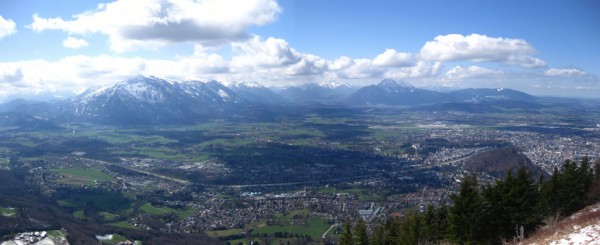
[28,0,281,52]
[420,34,546,68]
[230,36,329,80]
[0,15,17,39]
[330,50,438,80]
[545,68,587,77]
[445,66,502,80]
[372,49,413,67]
[231,36,302,69]
[383,61,442,79]
[2,31,599,100]
[62,37,89,49]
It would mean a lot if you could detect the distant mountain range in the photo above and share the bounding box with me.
[0,76,547,125]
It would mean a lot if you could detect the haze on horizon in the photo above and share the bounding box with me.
[0,0,599,102]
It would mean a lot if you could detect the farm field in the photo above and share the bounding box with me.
[52,168,114,185]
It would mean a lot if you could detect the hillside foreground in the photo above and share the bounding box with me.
[526,203,600,244]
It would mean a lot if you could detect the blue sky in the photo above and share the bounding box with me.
[0,0,598,101]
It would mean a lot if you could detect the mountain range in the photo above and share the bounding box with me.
[0,76,543,125]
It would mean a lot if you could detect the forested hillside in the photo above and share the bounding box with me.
[340,157,600,244]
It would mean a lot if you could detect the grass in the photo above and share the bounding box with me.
[206,228,244,238]
[249,209,330,240]
[110,221,139,230]
[210,209,331,243]
[47,229,68,238]
[139,203,193,219]
[251,218,330,240]
[174,209,195,219]
[0,206,16,217]
[100,212,119,221]
[139,203,176,215]
[73,210,86,219]
[53,168,114,185]
[69,192,134,212]
[97,234,129,244]
[57,199,82,208]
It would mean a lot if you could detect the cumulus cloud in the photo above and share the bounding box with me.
[28,0,281,52]
[445,66,502,80]
[230,36,329,79]
[62,37,89,49]
[231,36,301,69]
[0,15,17,39]
[545,68,587,77]
[372,49,413,67]
[420,34,546,68]
[330,50,438,80]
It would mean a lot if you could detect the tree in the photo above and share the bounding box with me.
[339,218,353,245]
[541,158,596,218]
[399,211,422,245]
[540,166,561,217]
[355,218,368,245]
[500,166,541,239]
[449,174,483,244]
[587,159,600,203]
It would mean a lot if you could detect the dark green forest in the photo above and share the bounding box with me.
[340,157,600,245]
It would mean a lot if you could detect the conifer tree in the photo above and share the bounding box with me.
[355,218,368,245]
[399,211,421,245]
[540,166,561,217]
[587,159,600,203]
[340,218,354,245]
[449,174,483,244]
[503,166,540,238]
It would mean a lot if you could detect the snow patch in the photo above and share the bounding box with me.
[549,223,600,245]
[231,81,263,88]
[218,89,230,100]
[319,81,350,89]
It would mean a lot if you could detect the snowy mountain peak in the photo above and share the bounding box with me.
[319,81,350,89]
[377,79,414,89]
[229,81,264,89]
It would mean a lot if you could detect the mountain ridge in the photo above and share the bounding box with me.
[0,76,549,125]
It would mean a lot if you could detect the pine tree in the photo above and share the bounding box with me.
[369,221,386,245]
[399,211,421,245]
[340,218,354,245]
[480,180,507,243]
[503,166,541,238]
[540,166,561,217]
[421,204,437,242]
[449,174,483,244]
[355,218,368,245]
[587,159,600,203]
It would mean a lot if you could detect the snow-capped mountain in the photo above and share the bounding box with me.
[277,82,358,104]
[63,76,248,124]
[228,82,286,104]
[346,79,450,106]
[318,81,351,89]
[0,75,547,125]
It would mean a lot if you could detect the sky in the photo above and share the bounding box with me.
[0,0,599,102]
